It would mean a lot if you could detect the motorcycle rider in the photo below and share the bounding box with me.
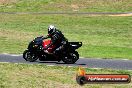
[43,25,68,55]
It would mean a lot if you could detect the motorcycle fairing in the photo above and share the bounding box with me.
[42,39,56,53]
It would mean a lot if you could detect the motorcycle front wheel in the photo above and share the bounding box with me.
[23,50,38,62]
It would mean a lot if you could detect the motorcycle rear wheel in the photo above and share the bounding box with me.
[23,50,38,62]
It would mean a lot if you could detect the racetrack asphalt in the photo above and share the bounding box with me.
[0,54,132,70]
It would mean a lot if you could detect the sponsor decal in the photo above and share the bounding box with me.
[76,67,131,85]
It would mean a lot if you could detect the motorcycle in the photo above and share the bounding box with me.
[23,36,82,64]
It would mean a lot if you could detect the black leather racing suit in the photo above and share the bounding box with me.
[43,30,68,54]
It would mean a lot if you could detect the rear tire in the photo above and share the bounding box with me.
[62,51,79,64]
[23,50,38,62]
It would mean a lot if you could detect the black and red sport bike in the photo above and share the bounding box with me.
[23,36,82,64]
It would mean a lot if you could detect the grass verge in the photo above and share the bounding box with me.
[0,14,132,59]
[0,63,132,88]
[0,0,132,12]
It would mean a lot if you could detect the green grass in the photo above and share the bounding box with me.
[0,1,132,88]
[0,14,132,59]
[0,63,132,88]
[0,0,132,12]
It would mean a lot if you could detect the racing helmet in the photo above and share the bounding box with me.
[48,25,56,35]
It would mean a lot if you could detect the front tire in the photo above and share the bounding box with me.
[23,50,38,62]
[62,51,79,64]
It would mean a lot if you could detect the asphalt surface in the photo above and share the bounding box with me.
[0,54,132,70]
